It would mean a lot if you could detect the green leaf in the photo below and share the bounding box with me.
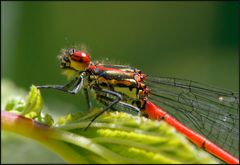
[36,113,54,127]
[22,85,43,118]
[4,85,54,126]
[55,111,219,164]
[5,97,26,113]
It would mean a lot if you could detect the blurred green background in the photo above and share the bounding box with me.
[1,1,239,163]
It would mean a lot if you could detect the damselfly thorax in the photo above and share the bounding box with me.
[84,64,150,110]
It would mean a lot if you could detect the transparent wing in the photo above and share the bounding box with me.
[145,76,239,158]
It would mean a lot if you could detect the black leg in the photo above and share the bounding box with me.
[96,93,141,116]
[84,88,123,131]
[116,101,141,116]
[83,88,92,111]
[36,76,83,94]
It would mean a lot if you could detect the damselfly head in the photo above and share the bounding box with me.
[59,48,91,79]
[59,48,91,71]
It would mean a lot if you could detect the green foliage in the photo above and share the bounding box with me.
[4,85,53,126]
[2,82,219,164]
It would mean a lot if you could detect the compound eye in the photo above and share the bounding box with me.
[71,51,91,65]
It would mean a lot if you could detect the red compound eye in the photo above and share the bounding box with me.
[71,51,91,65]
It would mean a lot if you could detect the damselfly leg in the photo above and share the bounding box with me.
[84,87,123,131]
[96,91,141,116]
[83,88,92,111]
[36,76,83,94]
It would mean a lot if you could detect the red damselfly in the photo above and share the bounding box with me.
[37,48,239,164]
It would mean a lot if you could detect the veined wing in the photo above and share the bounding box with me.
[145,76,239,158]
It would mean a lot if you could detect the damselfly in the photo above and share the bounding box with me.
[37,48,239,164]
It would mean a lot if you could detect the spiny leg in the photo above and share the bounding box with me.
[36,76,77,91]
[97,92,141,116]
[36,76,83,94]
[84,88,123,131]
